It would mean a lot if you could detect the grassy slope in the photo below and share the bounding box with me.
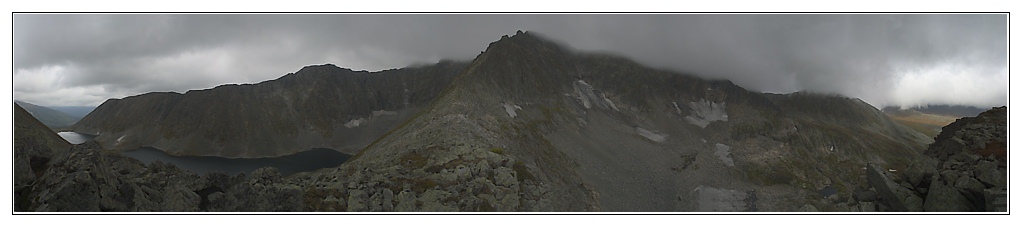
[886,112,959,138]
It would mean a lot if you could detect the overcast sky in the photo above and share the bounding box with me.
[13,14,1007,109]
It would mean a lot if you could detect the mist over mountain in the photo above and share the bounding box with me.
[13,14,1007,110]
[14,31,1005,212]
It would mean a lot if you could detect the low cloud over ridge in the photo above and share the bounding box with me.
[13,14,1006,108]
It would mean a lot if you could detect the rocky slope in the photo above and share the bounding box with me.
[72,61,467,158]
[852,106,1007,212]
[22,31,941,212]
[13,103,71,208]
[18,140,312,212]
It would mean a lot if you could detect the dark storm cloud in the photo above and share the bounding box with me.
[13,14,1006,108]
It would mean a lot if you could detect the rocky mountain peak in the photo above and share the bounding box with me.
[454,31,580,102]
[484,30,562,53]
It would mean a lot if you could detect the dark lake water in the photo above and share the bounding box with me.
[123,147,351,176]
[55,131,350,176]
[57,131,96,144]
[818,185,838,198]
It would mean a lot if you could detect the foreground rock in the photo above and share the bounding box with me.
[853,106,1007,212]
[13,103,71,210]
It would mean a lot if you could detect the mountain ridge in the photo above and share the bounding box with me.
[14,100,80,129]
[58,31,937,211]
[328,31,932,211]
[73,61,468,158]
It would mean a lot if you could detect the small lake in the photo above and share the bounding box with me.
[57,131,96,144]
[818,185,838,198]
[55,131,351,176]
[123,147,351,176]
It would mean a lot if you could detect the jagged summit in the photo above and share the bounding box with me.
[484,30,568,54]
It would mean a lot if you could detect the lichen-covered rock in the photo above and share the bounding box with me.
[346,189,369,212]
[381,189,395,211]
[251,167,282,185]
[858,202,876,212]
[494,167,519,187]
[799,204,818,212]
[395,189,417,211]
[163,185,201,211]
[419,189,457,212]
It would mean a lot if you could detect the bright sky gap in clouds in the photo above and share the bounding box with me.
[12,14,1007,109]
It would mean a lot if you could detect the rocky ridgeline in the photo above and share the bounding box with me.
[72,62,466,158]
[17,139,553,212]
[298,146,554,212]
[849,106,1007,212]
[19,141,301,211]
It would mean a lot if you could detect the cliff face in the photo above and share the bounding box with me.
[72,61,467,158]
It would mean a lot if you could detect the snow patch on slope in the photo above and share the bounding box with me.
[574,80,595,109]
[714,143,734,167]
[684,100,728,128]
[636,127,667,143]
[344,118,366,128]
[602,94,619,111]
[573,80,618,111]
[503,103,523,118]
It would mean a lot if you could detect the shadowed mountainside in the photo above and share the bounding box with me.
[72,61,467,158]
[305,32,933,211]
[13,103,70,209]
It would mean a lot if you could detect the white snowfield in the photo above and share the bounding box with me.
[684,99,728,128]
[344,118,366,128]
[714,143,734,167]
[503,103,523,118]
[635,127,667,143]
[573,80,618,111]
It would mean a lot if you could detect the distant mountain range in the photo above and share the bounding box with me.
[13,100,82,130]
[883,105,987,118]
[18,31,998,212]
[881,105,988,138]
[46,106,97,119]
